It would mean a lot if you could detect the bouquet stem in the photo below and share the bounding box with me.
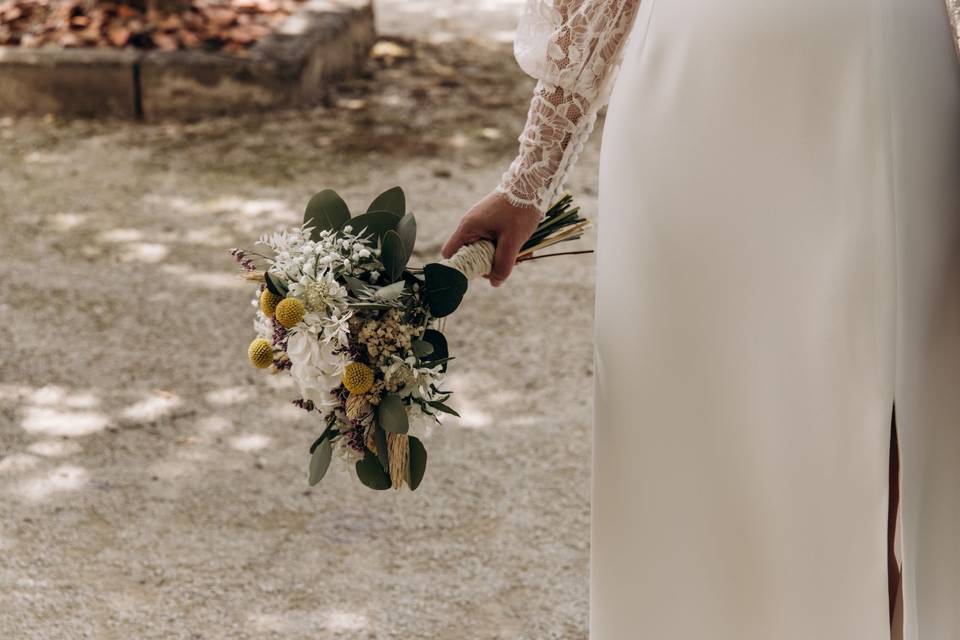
[439,194,592,281]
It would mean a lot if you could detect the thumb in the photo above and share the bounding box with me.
[487,232,523,286]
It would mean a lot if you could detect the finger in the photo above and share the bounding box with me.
[488,233,523,285]
[441,225,468,259]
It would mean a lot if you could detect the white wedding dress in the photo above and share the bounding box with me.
[497,1,960,638]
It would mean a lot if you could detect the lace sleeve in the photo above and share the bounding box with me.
[495,0,642,214]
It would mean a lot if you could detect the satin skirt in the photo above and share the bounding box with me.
[592,0,960,637]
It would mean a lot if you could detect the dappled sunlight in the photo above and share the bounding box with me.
[205,386,254,406]
[21,406,110,437]
[451,406,493,429]
[195,415,234,434]
[121,392,182,423]
[250,609,369,634]
[324,610,369,632]
[144,194,295,231]
[229,433,271,452]
[378,0,523,43]
[97,228,144,243]
[262,375,295,392]
[26,440,83,458]
[120,242,169,264]
[14,464,89,501]
[0,383,30,402]
[28,385,100,409]
[160,264,247,290]
[12,385,109,437]
[0,453,41,474]
[147,459,198,480]
[47,212,87,232]
[182,271,246,289]
[269,401,310,422]
[185,225,230,247]
[22,149,69,164]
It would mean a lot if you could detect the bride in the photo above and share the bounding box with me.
[441,1,960,638]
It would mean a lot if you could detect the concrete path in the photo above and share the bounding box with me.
[0,3,606,637]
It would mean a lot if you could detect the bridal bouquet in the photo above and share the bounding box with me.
[231,187,589,491]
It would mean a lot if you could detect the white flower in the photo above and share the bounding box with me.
[288,270,349,314]
[384,354,445,401]
[285,328,343,409]
[321,309,354,347]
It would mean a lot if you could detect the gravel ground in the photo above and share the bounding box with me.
[0,3,608,638]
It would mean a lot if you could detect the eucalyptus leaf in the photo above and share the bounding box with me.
[376,394,409,434]
[340,210,399,241]
[374,426,389,473]
[342,274,375,297]
[420,329,449,371]
[308,438,333,486]
[422,263,468,317]
[356,453,392,490]
[427,400,461,417]
[380,229,407,282]
[367,186,406,216]
[405,436,427,491]
[348,302,395,310]
[397,212,417,261]
[411,339,434,358]
[373,280,407,300]
[304,189,351,239]
[264,271,288,297]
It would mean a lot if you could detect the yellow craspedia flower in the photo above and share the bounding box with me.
[248,338,274,369]
[342,362,375,395]
[259,289,283,317]
[275,297,306,328]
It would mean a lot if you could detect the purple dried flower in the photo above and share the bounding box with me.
[230,248,257,272]
[292,398,316,412]
[344,423,366,453]
[271,317,289,349]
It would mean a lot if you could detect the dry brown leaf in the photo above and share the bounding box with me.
[178,28,200,47]
[107,25,130,47]
[152,31,178,50]
[206,7,236,29]
[370,40,412,61]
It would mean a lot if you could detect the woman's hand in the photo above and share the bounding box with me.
[441,191,542,287]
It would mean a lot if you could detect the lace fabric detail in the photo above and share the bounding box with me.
[948,0,960,62]
[497,0,642,213]
[498,2,960,213]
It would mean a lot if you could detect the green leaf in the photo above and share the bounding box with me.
[405,436,427,491]
[342,274,375,297]
[422,263,468,317]
[308,438,333,486]
[397,212,417,261]
[411,339,434,358]
[264,271,288,297]
[373,280,407,300]
[427,400,460,417]
[376,393,409,434]
[420,329,449,371]
[367,186,406,216]
[348,302,395,310]
[340,210,400,241]
[380,229,407,282]
[304,189,351,239]
[356,452,392,490]
[374,425,389,473]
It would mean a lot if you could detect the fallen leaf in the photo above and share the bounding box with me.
[107,25,130,47]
